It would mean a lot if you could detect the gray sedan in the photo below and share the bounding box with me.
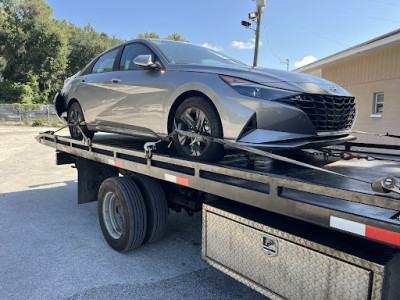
[54,39,356,162]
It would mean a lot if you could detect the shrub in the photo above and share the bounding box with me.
[32,119,44,127]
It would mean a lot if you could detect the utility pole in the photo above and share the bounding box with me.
[241,0,266,67]
[285,59,290,71]
[253,1,265,67]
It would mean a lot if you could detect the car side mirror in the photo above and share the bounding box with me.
[133,55,159,70]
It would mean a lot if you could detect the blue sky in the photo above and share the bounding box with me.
[47,0,400,70]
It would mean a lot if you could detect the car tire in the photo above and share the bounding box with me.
[67,101,95,140]
[173,97,224,162]
[130,174,168,244]
[98,177,147,252]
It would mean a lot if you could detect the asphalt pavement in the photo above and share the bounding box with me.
[0,126,265,299]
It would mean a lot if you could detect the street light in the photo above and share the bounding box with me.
[241,1,266,67]
[248,12,258,20]
[241,20,252,28]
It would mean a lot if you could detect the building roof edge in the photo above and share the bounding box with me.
[293,28,400,72]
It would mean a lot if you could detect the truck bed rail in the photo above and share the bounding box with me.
[36,132,400,248]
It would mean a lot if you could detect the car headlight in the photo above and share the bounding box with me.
[220,75,300,101]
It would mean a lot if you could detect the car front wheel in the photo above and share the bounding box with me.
[173,96,224,162]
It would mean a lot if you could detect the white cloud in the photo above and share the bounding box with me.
[201,43,223,52]
[231,39,262,50]
[294,56,317,68]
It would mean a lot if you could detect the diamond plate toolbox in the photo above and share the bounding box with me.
[202,201,400,300]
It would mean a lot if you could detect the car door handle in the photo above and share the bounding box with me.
[111,78,121,83]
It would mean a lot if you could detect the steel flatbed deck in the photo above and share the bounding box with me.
[36,132,400,248]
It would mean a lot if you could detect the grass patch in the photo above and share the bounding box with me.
[0,118,62,127]
[22,118,30,126]
[50,119,59,127]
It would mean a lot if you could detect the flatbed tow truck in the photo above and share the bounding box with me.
[36,130,400,300]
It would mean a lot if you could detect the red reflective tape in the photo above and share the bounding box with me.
[164,174,189,186]
[176,176,189,186]
[115,161,123,167]
[66,148,71,153]
[365,225,400,246]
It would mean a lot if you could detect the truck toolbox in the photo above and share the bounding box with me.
[202,201,400,300]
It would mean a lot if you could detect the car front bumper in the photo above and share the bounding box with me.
[236,129,356,150]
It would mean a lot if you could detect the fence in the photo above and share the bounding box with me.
[0,104,58,123]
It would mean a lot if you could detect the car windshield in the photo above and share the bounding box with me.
[150,39,246,66]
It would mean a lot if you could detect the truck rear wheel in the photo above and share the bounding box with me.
[130,175,168,244]
[98,177,147,252]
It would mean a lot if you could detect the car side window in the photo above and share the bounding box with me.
[92,48,119,73]
[119,44,155,70]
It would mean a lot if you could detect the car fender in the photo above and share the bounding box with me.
[163,81,255,140]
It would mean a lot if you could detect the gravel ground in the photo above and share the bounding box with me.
[0,126,265,300]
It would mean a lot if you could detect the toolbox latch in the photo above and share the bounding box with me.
[261,235,278,256]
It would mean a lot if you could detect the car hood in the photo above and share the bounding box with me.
[172,64,351,96]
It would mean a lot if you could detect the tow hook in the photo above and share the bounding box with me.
[144,140,161,159]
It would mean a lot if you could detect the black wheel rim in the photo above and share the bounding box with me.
[69,105,82,138]
[176,107,211,156]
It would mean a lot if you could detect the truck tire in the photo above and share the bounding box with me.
[130,174,168,244]
[98,177,147,252]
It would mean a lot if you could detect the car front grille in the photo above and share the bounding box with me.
[280,94,356,133]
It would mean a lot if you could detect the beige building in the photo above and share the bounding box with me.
[294,29,400,145]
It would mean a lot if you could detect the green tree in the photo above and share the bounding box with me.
[65,22,124,76]
[0,56,6,76]
[136,31,188,42]
[0,79,39,103]
[0,0,67,102]
[136,31,161,39]
[0,1,188,104]
[165,33,187,42]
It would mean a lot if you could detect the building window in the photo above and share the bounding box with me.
[372,92,384,117]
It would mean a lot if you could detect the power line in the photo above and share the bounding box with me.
[365,0,400,7]
[263,25,286,64]
[338,10,400,24]
[306,1,400,24]
[284,19,351,48]
[261,0,350,68]
[279,0,400,24]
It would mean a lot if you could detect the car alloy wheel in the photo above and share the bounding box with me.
[177,107,212,156]
[68,104,82,139]
[172,96,224,162]
[67,101,94,140]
